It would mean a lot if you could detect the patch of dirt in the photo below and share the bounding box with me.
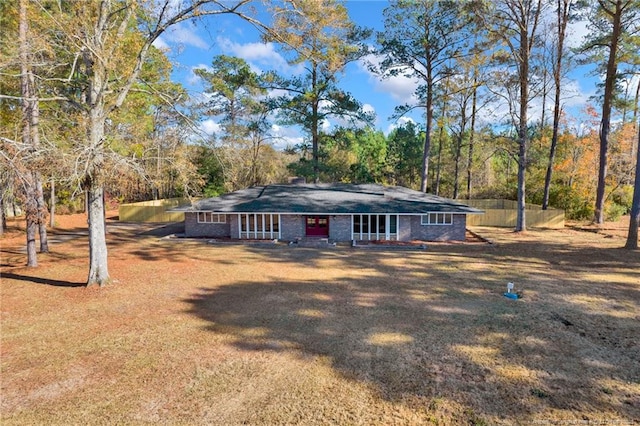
[566,215,633,239]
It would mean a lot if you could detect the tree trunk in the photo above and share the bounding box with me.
[25,36,49,253]
[85,79,110,286]
[26,52,49,253]
[421,79,434,193]
[516,139,527,232]
[25,177,38,267]
[312,110,319,183]
[20,0,38,266]
[454,106,467,200]
[434,92,448,196]
[516,25,529,232]
[543,0,570,210]
[36,172,49,253]
[632,79,639,158]
[251,138,261,186]
[539,57,549,133]
[467,74,478,200]
[453,136,462,199]
[87,183,110,285]
[625,122,640,249]
[49,178,55,228]
[155,139,161,200]
[594,1,623,224]
[311,65,320,183]
[435,126,444,196]
[26,221,38,266]
[0,192,5,236]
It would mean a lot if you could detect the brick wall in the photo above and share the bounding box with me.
[184,212,231,238]
[328,215,351,241]
[185,212,467,241]
[280,214,305,241]
[398,216,412,241]
[229,214,239,238]
[407,214,466,241]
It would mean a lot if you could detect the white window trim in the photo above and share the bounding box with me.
[237,213,281,239]
[421,212,453,225]
[351,214,398,241]
[197,212,226,223]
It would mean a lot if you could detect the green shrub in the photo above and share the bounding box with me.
[610,185,633,214]
[550,186,594,220]
[605,202,627,221]
[474,186,517,201]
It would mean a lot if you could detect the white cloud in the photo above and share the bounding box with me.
[385,116,416,135]
[362,103,376,115]
[215,37,298,74]
[535,1,588,49]
[164,21,209,50]
[187,63,212,86]
[200,119,221,136]
[397,116,416,126]
[560,78,596,108]
[620,74,640,98]
[318,99,332,112]
[357,54,419,103]
[275,136,304,151]
[152,36,170,51]
[150,0,184,20]
[566,19,590,49]
[270,124,304,150]
[267,88,289,98]
[193,63,212,71]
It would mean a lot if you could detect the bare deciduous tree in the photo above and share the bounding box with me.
[39,0,293,286]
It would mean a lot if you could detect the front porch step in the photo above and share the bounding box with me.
[290,237,335,248]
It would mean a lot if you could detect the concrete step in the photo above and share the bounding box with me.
[290,237,335,248]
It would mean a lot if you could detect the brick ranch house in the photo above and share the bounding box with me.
[175,183,483,242]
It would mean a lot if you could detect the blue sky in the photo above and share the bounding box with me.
[152,1,609,148]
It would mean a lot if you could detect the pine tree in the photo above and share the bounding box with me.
[484,0,546,232]
[263,0,372,183]
[579,0,640,224]
[377,0,478,193]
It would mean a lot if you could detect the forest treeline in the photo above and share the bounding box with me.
[1,0,638,284]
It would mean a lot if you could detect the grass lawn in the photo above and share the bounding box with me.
[1,214,639,425]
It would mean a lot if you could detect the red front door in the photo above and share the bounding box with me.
[305,215,329,237]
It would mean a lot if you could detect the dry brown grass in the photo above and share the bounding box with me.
[1,213,639,425]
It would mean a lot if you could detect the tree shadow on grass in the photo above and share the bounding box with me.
[131,221,184,237]
[183,241,640,422]
[185,278,489,403]
[1,272,85,287]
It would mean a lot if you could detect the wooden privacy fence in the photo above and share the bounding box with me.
[465,199,565,228]
[118,198,191,223]
[117,197,565,228]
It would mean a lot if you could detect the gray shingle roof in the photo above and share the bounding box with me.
[175,183,482,215]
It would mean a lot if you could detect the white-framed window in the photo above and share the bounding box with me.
[197,212,226,223]
[352,214,398,240]
[239,214,280,239]
[421,213,453,225]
